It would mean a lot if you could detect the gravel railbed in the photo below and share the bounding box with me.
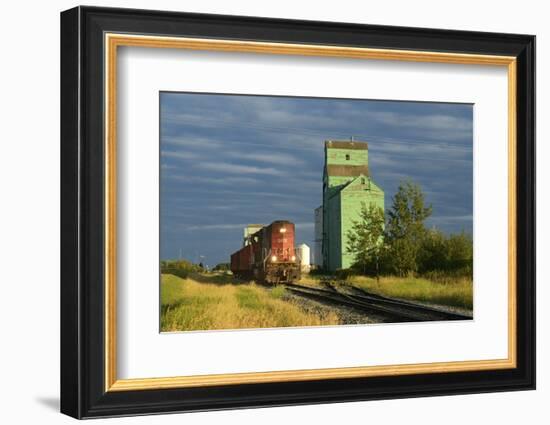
[278,291,387,325]
[400,299,473,317]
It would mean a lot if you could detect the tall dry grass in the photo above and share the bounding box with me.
[161,273,340,332]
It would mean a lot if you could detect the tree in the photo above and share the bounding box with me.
[213,262,230,272]
[346,202,385,279]
[445,232,473,274]
[385,181,432,276]
[418,228,448,273]
[417,229,473,278]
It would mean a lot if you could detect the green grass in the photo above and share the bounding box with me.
[160,273,339,332]
[270,285,287,299]
[235,287,263,310]
[298,273,472,310]
[345,275,473,310]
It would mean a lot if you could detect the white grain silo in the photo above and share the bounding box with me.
[297,243,311,273]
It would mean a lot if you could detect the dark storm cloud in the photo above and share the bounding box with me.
[160,92,473,267]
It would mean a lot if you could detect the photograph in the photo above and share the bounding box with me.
[159,92,474,332]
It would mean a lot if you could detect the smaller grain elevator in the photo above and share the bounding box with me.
[313,206,323,267]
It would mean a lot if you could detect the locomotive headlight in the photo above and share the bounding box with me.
[271,255,277,262]
[291,255,296,262]
[279,227,287,233]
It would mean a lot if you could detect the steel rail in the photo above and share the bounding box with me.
[283,282,471,322]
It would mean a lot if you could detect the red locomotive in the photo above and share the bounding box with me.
[230,220,301,284]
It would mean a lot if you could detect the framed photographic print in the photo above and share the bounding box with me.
[60,6,535,419]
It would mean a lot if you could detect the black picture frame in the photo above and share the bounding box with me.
[60,5,535,419]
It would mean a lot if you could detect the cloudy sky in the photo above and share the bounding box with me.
[160,92,473,267]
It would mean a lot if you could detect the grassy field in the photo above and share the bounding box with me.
[346,276,472,310]
[334,275,472,310]
[161,273,339,332]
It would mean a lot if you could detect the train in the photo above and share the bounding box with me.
[230,220,301,284]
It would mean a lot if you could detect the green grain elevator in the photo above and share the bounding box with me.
[319,140,384,271]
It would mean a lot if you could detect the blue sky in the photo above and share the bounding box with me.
[160,92,473,267]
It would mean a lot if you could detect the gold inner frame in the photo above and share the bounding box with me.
[104,33,517,392]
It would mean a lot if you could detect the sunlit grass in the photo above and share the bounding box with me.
[160,273,340,332]
[346,275,473,310]
[298,273,472,310]
[297,275,330,288]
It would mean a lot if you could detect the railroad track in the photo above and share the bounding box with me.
[283,282,472,323]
